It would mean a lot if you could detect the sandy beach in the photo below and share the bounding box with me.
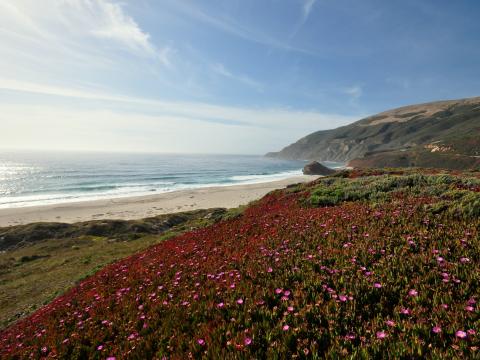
[0,175,318,227]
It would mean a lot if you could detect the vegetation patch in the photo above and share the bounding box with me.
[0,169,478,358]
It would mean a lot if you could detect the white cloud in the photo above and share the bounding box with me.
[212,63,263,91]
[0,0,171,69]
[0,80,359,153]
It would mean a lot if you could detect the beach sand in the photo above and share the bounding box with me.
[0,175,318,227]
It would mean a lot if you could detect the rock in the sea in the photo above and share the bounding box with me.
[302,161,336,175]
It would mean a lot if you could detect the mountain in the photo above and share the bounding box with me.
[267,97,480,169]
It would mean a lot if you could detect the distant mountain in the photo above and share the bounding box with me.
[267,97,480,170]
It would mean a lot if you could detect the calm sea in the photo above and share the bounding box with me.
[0,151,344,209]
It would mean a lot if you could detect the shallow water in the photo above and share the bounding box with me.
[0,151,345,209]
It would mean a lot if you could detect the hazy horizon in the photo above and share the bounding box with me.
[1,0,479,154]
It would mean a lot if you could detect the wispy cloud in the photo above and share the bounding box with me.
[289,0,317,40]
[211,63,263,91]
[0,0,172,67]
[169,1,319,57]
[345,85,363,99]
[0,79,358,153]
[302,0,317,21]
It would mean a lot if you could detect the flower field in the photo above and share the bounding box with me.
[1,169,479,359]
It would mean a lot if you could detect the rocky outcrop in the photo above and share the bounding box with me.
[302,161,336,175]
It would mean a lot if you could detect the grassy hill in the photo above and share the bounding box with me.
[267,97,480,170]
[0,209,232,329]
[1,169,479,358]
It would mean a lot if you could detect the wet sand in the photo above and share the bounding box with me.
[0,175,319,227]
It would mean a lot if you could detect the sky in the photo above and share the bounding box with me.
[0,0,479,154]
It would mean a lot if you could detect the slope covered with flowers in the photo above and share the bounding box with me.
[1,169,479,359]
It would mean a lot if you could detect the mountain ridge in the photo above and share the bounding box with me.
[267,96,480,169]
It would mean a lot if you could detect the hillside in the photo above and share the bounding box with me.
[267,97,480,170]
[1,169,479,358]
[0,209,232,329]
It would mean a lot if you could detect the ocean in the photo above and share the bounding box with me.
[0,151,344,209]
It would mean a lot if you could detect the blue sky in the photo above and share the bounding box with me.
[0,0,479,154]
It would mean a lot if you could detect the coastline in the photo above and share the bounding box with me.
[0,175,319,227]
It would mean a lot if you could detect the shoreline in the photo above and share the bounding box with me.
[0,175,319,227]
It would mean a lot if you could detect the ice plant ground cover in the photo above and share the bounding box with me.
[0,169,479,359]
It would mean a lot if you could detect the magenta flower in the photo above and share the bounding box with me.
[432,326,442,334]
[400,308,411,315]
[283,325,290,331]
[267,267,273,273]
[345,333,356,341]
[97,345,104,351]
[197,338,206,346]
[339,295,348,302]
[106,357,116,360]
[408,289,418,297]
[236,298,244,305]
[467,329,476,336]
[217,302,224,308]
[244,337,252,346]
[275,288,283,295]
[376,331,387,339]
[374,282,382,288]
[455,330,467,339]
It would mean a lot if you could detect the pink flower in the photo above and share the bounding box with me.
[339,295,348,302]
[197,338,206,346]
[97,345,104,351]
[267,267,273,273]
[283,325,290,331]
[244,337,252,346]
[106,357,116,360]
[432,326,442,334]
[236,298,244,305]
[460,257,470,264]
[441,304,449,310]
[275,288,283,295]
[400,308,411,315]
[287,306,294,312]
[217,302,224,308]
[374,282,382,288]
[467,329,476,336]
[408,289,418,297]
[345,333,356,341]
[465,305,474,312]
[455,330,467,339]
[376,331,387,339]
[386,320,395,327]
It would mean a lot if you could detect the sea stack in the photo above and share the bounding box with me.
[302,161,336,175]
